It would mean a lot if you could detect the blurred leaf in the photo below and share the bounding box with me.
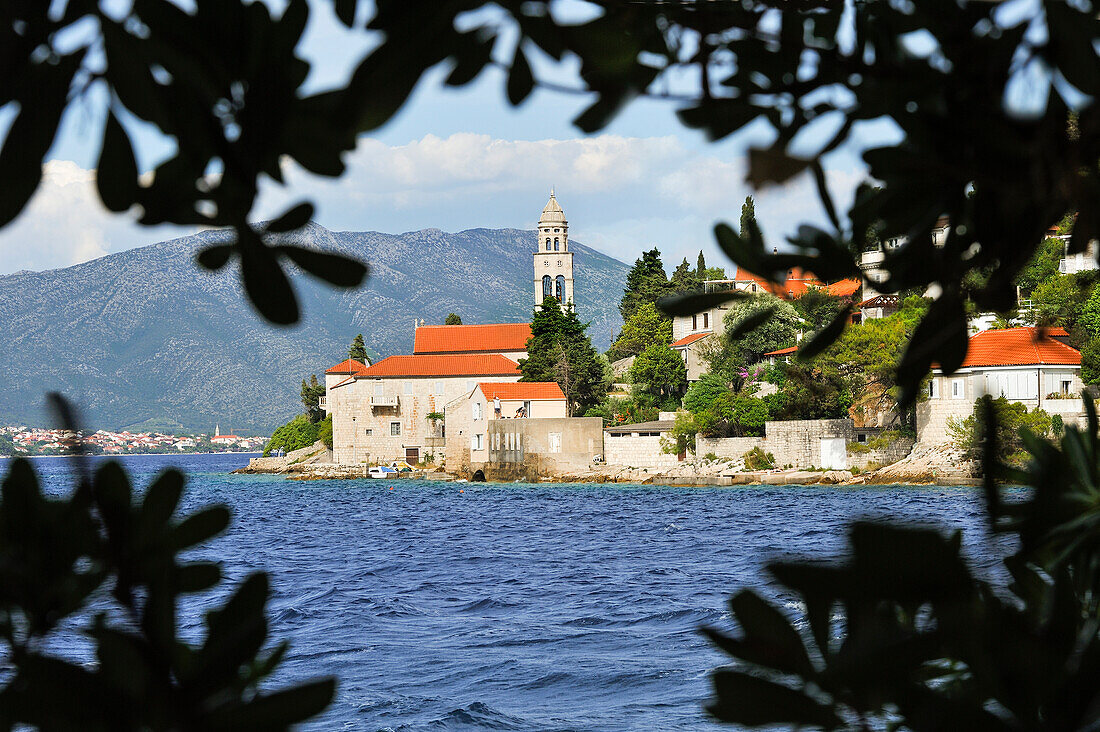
[278,245,369,288]
[175,562,221,593]
[657,290,747,316]
[238,229,299,325]
[507,44,534,106]
[204,678,337,729]
[172,506,230,550]
[196,244,234,271]
[265,202,314,233]
[728,306,777,342]
[797,304,853,362]
[96,111,139,213]
[334,0,357,27]
[747,147,811,187]
[708,670,840,727]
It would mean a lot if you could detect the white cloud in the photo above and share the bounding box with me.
[0,160,189,274]
[1,134,869,275]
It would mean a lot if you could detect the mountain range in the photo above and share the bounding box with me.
[0,224,629,433]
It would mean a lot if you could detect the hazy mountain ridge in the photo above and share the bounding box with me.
[0,223,628,433]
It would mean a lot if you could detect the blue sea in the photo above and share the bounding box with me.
[3,453,1000,730]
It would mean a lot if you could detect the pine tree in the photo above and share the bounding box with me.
[619,248,671,323]
[347,334,368,363]
[445,313,462,325]
[669,257,702,294]
[300,374,326,422]
[520,297,606,416]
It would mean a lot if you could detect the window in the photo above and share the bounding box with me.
[857,433,866,443]
[404,381,413,394]
[544,259,549,267]
[692,314,697,329]
[365,428,372,436]
[435,381,444,394]
[466,381,476,391]
[751,283,757,292]
[374,381,384,396]
[1062,379,1072,395]
[928,378,940,399]
[543,275,552,297]
[703,313,709,328]
[554,228,559,232]
[545,238,551,249]
[390,422,401,436]
[473,402,482,420]
[556,275,565,298]
[951,378,964,399]
[554,238,559,250]
[523,400,531,417]
[472,433,484,450]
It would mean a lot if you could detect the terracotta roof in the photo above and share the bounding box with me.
[361,354,521,377]
[822,279,862,298]
[476,382,565,401]
[955,327,1081,368]
[326,359,370,375]
[732,267,861,301]
[764,346,798,356]
[671,332,711,348]
[413,323,531,354]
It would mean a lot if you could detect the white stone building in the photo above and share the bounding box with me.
[917,326,1085,443]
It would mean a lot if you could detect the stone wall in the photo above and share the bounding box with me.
[471,417,604,479]
[695,435,765,460]
[848,437,916,469]
[603,433,682,468]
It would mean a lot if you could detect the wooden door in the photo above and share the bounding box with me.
[405,447,420,464]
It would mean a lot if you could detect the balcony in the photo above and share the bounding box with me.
[370,394,399,408]
[317,396,327,409]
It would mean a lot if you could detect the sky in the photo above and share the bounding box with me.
[0,1,901,276]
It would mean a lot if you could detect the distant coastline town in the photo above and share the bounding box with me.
[0,424,267,457]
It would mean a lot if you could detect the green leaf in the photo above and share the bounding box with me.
[96,111,139,213]
[196,244,234,271]
[278,245,369,288]
[573,89,631,133]
[265,202,314,233]
[797,304,853,362]
[507,43,534,106]
[747,147,811,187]
[708,670,840,727]
[172,505,231,550]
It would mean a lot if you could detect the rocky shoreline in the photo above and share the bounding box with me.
[234,441,980,486]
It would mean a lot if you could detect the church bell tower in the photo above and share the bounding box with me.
[533,189,575,311]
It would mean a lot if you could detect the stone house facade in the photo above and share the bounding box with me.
[917,327,1085,444]
[328,354,521,465]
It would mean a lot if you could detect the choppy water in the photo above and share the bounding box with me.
[5,453,1001,730]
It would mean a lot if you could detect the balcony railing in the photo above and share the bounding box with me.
[370,395,399,408]
[318,396,327,408]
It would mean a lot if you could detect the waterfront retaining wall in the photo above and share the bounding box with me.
[603,434,682,468]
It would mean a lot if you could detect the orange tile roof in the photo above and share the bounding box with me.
[360,354,521,377]
[326,359,370,375]
[671,332,711,348]
[732,267,861,301]
[477,382,565,400]
[957,327,1081,368]
[822,279,862,298]
[765,346,798,356]
[414,323,532,354]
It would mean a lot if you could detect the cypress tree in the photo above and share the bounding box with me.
[520,297,605,416]
[347,334,368,363]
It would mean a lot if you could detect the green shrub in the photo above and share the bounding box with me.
[317,414,333,450]
[264,414,321,456]
[703,452,720,462]
[947,395,1052,464]
[743,446,775,471]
